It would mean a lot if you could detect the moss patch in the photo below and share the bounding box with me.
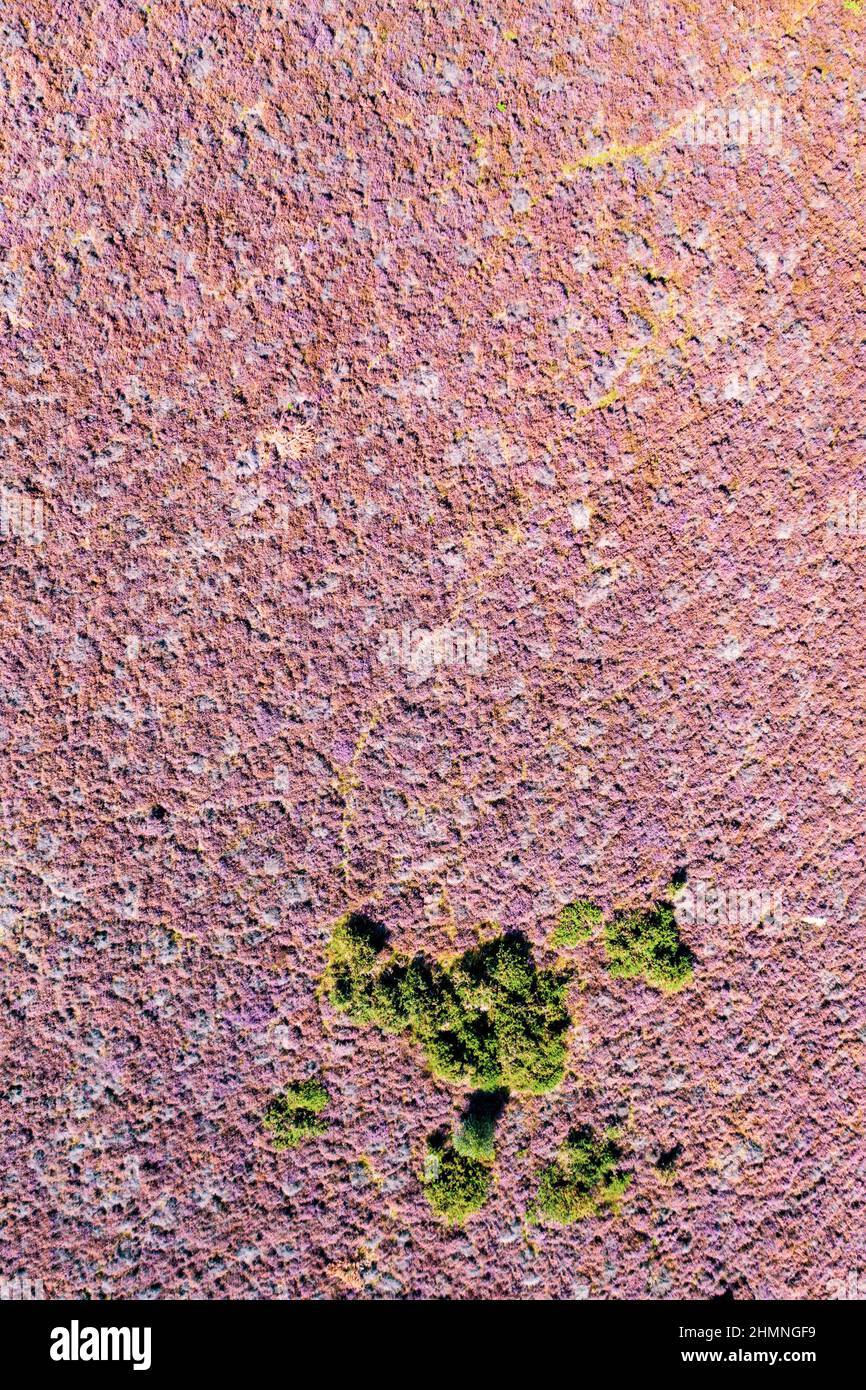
[603,902,693,991]
[263,1079,330,1151]
[324,915,571,1094]
[535,1128,630,1223]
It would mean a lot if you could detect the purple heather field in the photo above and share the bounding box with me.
[1,0,865,1302]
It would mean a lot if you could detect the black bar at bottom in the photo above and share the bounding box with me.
[0,1296,858,1378]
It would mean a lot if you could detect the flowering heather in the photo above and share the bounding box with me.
[1,0,864,1308]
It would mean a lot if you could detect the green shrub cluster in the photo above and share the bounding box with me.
[552,899,604,947]
[325,915,571,1094]
[550,891,693,991]
[535,1128,630,1223]
[603,902,693,992]
[263,1079,330,1151]
[422,1136,493,1224]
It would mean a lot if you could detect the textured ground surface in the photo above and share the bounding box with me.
[1,0,865,1300]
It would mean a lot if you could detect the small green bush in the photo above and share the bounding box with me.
[535,1128,630,1223]
[325,914,387,1024]
[454,1110,497,1161]
[422,1138,493,1224]
[282,1079,329,1113]
[324,915,571,1094]
[603,902,693,991]
[263,1079,330,1151]
[552,900,604,947]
